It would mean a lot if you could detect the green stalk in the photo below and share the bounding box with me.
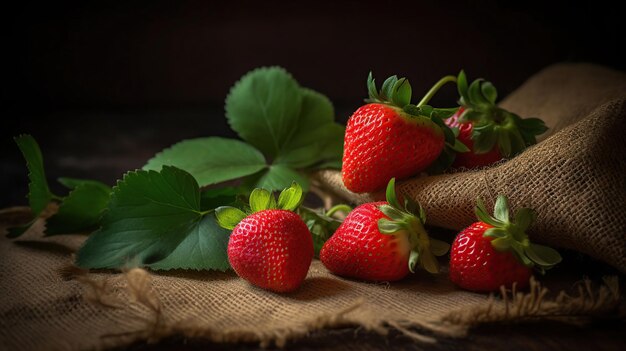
[199,209,215,216]
[417,75,457,107]
[325,204,352,217]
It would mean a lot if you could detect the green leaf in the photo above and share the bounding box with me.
[225,77,340,178]
[429,239,450,256]
[468,79,489,107]
[367,71,379,101]
[474,198,501,227]
[484,227,507,239]
[469,108,547,157]
[385,178,401,209]
[403,197,419,216]
[491,237,512,251]
[57,177,110,192]
[76,166,207,269]
[381,75,398,100]
[507,128,527,156]
[449,138,470,153]
[431,107,459,119]
[514,207,536,231]
[274,121,343,170]
[461,110,484,123]
[277,182,304,211]
[14,135,51,213]
[391,78,412,107]
[378,205,405,221]
[420,251,440,274]
[425,147,455,175]
[457,70,469,103]
[403,104,421,116]
[525,243,562,268]
[273,88,336,168]
[150,215,231,271]
[275,120,343,169]
[493,195,510,222]
[408,250,420,273]
[497,128,513,157]
[215,206,248,230]
[298,87,334,127]
[451,126,460,137]
[430,114,454,145]
[418,104,434,117]
[317,159,342,169]
[253,164,310,191]
[378,218,403,234]
[518,117,549,136]
[273,143,323,169]
[225,67,303,157]
[8,135,54,238]
[299,207,341,257]
[481,81,498,103]
[472,123,498,154]
[418,206,427,224]
[511,241,533,267]
[249,188,275,213]
[315,123,345,168]
[144,137,267,187]
[45,183,111,235]
[200,187,242,211]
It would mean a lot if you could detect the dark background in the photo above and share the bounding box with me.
[2,0,623,207]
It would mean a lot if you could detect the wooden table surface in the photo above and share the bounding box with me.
[123,322,626,351]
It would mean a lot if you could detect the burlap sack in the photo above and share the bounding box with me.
[0,214,621,351]
[315,63,626,273]
[0,63,624,351]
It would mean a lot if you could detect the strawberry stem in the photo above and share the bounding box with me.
[417,75,457,107]
[325,204,352,218]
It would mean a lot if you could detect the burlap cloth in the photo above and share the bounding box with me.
[0,64,624,351]
[316,63,626,274]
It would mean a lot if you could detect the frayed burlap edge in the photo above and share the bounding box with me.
[65,266,622,349]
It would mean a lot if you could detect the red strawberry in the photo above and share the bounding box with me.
[445,71,548,169]
[342,73,465,193]
[449,195,562,292]
[321,178,450,281]
[216,183,313,293]
[445,107,503,168]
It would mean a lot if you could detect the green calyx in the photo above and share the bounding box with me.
[366,72,459,117]
[299,204,351,258]
[457,71,548,157]
[377,178,450,274]
[366,72,413,108]
[365,72,470,174]
[215,181,304,230]
[476,195,562,273]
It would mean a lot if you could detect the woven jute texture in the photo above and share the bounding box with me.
[316,63,626,273]
[0,218,621,351]
[0,63,624,351]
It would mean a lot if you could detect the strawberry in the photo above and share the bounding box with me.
[342,73,468,193]
[320,178,450,281]
[445,107,503,168]
[445,71,548,169]
[216,182,313,293]
[449,195,562,292]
